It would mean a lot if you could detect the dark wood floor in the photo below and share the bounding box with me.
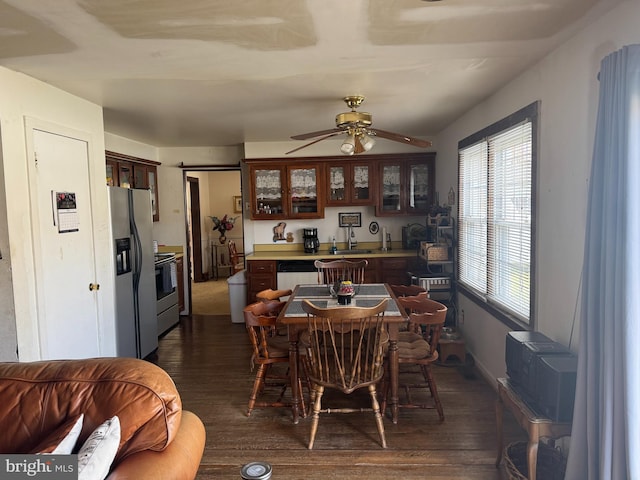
[155,314,526,479]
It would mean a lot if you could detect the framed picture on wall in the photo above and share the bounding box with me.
[233,195,242,213]
[338,212,361,227]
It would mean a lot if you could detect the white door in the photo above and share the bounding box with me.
[27,126,100,359]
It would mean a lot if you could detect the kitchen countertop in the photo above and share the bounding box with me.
[246,243,418,261]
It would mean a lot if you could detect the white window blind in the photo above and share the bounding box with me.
[459,118,533,323]
[459,143,487,293]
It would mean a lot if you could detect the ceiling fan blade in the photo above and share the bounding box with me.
[285,131,345,155]
[369,128,432,148]
[291,128,342,140]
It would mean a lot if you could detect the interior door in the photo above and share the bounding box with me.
[27,125,100,359]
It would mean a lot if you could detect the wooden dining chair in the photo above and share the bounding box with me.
[243,300,305,417]
[313,259,368,285]
[381,295,447,421]
[228,240,245,274]
[301,298,389,449]
[255,288,292,302]
[389,284,428,299]
[389,284,429,340]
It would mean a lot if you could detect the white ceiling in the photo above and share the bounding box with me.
[0,0,621,149]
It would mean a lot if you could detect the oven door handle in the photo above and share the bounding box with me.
[155,257,176,267]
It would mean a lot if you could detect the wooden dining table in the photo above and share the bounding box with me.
[276,283,408,424]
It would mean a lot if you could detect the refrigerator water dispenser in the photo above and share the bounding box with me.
[115,237,131,275]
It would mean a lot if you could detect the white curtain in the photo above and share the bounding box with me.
[565,44,640,480]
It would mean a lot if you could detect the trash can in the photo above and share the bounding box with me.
[227,269,247,324]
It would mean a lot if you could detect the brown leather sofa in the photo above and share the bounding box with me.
[0,357,206,479]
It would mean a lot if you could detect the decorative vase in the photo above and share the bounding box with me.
[219,234,227,244]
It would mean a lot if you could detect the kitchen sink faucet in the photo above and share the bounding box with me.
[347,225,357,250]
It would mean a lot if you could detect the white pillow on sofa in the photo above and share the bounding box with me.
[77,416,121,480]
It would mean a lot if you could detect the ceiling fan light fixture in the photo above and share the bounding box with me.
[287,95,432,155]
[340,134,356,155]
[360,132,375,151]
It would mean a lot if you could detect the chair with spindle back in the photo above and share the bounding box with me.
[301,298,389,449]
[381,295,447,421]
[255,288,292,302]
[389,284,429,340]
[228,240,245,275]
[313,259,368,285]
[243,300,305,417]
[389,284,428,299]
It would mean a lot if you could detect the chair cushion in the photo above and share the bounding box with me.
[398,331,423,343]
[266,335,290,358]
[397,338,431,360]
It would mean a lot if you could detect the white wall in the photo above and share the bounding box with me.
[0,66,113,360]
[105,133,158,161]
[0,125,17,361]
[436,0,640,382]
[155,146,243,248]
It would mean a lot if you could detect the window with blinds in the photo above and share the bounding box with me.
[458,103,537,325]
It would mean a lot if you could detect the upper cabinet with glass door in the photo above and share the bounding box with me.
[288,164,324,218]
[326,162,374,206]
[250,165,285,219]
[376,153,435,216]
[249,162,324,219]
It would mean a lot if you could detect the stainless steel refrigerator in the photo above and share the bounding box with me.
[108,186,158,359]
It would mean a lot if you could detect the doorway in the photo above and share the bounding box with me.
[184,168,243,316]
[187,177,205,283]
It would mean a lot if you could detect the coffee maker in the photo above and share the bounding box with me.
[303,228,320,253]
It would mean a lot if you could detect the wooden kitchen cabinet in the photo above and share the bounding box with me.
[377,153,435,216]
[106,158,118,186]
[363,257,379,283]
[326,161,375,206]
[246,152,435,219]
[248,163,324,220]
[379,257,411,285]
[133,163,159,222]
[118,161,133,188]
[246,260,277,304]
[106,151,161,221]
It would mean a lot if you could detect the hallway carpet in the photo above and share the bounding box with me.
[191,278,231,315]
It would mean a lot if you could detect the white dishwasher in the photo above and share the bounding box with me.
[276,260,318,292]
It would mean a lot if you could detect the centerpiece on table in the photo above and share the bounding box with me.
[337,281,356,305]
[210,214,237,244]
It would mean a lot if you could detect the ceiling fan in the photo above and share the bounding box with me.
[286,95,432,155]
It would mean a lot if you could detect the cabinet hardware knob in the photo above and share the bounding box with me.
[89,283,100,291]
